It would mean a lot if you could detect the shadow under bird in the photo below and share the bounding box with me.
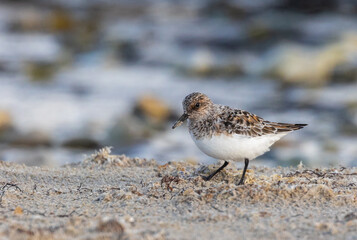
[172,92,307,185]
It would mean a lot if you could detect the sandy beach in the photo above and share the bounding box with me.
[0,148,356,240]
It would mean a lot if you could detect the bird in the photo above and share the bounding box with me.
[172,92,307,185]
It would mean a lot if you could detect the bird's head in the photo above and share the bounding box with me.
[172,92,213,129]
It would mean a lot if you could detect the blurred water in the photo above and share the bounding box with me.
[0,0,356,167]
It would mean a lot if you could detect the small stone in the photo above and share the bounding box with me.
[0,110,12,131]
[134,95,172,124]
[14,206,23,215]
[183,188,194,196]
[107,95,176,146]
[103,193,113,202]
[25,61,58,82]
[304,184,335,200]
[344,212,357,222]
[266,33,357,86]
[315,222,338,234]
[112,40,140,63]
[62,138,100,149]
[6,130,52,147]
[96,219,124,234]
[49,9,74,32]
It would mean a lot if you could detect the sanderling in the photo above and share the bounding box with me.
[172,92,307,184]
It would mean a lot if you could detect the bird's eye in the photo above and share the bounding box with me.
[195,103,200,108]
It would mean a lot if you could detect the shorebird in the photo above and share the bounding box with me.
[172,92,307,184]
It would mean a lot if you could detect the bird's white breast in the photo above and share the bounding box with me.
[191,132,288,161]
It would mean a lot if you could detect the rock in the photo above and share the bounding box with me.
[133,95,174,125]
[182,49,243,78]
[0,110,12,132]
[200,1,246,19]
[48,8,74,32]
[96,218,124,234]
[9,6,97,53]
[25,61,58,82]
[64,13,100,53]
[344,212,357,222]
[111,40,140,63]
[107,95,176,146]
[61,138,101,149]
[267,33,357,86]
[9,7,75,33]
[8,7,74,33]
[187,49,214,76]
[277,0,338,14]
[247,23,272,42]
[1,130,53,147]
[9,8,45,32]
[176,23,243,51]
[107,115,156,146]
[185,63,243,78]
[331,61,357,83]
[14,206,23,215]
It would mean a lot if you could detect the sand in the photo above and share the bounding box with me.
[0,147,356,240]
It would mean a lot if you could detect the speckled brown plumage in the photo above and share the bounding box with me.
[180,92,307,139]
[189,105,306,139]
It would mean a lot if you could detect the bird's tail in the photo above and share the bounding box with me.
[270,123,307,133]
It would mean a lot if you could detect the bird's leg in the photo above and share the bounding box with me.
[202,161,229,181]
[238,158,249,185]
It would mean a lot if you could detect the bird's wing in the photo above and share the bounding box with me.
[216,106,307,137]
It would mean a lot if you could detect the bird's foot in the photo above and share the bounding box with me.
[201,175,212,181]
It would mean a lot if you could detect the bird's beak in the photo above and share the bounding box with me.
[172,113,188,129]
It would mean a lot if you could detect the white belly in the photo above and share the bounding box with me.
[191,133,288,161]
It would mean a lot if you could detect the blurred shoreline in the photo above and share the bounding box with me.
[0,0,356,167]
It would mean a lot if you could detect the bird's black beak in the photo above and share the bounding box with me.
[172,113,188,129]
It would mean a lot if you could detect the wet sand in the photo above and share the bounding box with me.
[0,148,356,239]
